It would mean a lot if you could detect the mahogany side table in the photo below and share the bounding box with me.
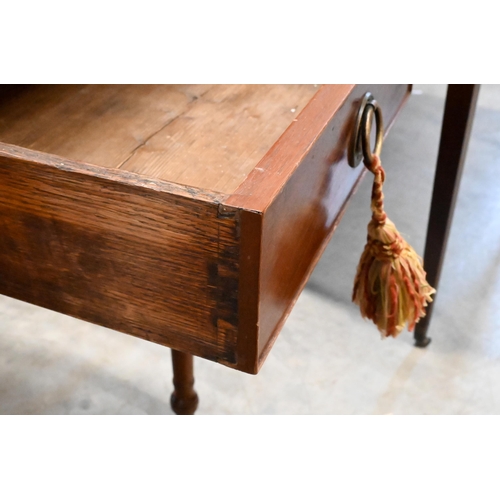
[0,84,421,413]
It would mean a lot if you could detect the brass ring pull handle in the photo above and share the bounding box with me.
[347,92,385,168]
[362,101,384,166]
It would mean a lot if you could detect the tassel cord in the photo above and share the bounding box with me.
[368,155,387,226]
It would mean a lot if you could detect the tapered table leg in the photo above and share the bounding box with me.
[414,84,480,347]
[170,350,199,415]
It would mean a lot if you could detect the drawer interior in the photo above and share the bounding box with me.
[0,84,319,194]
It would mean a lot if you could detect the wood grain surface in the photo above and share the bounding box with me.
[0,84,318,194]
[0,144,239,364]
[0,84,210,170]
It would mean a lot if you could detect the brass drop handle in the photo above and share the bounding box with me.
[348,92,384,168]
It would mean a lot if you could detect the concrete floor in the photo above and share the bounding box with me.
[1,84,499,414]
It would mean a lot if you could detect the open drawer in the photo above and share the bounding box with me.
[0,84,410,374]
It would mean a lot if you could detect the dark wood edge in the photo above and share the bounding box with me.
[226,85,409,201]
[218,208,262,374]
[0,142,228,205]
[227,85,356,211]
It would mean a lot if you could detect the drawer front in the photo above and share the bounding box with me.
[225,84,411,373]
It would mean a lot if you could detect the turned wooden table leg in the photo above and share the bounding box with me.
[170,350,199,415]
[414,84,480,347]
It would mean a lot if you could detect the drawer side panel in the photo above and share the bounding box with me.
[0,145,239,363]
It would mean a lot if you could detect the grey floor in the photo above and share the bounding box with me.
[1,84,499,414]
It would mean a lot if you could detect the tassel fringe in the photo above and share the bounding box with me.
[352,155,435,338]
